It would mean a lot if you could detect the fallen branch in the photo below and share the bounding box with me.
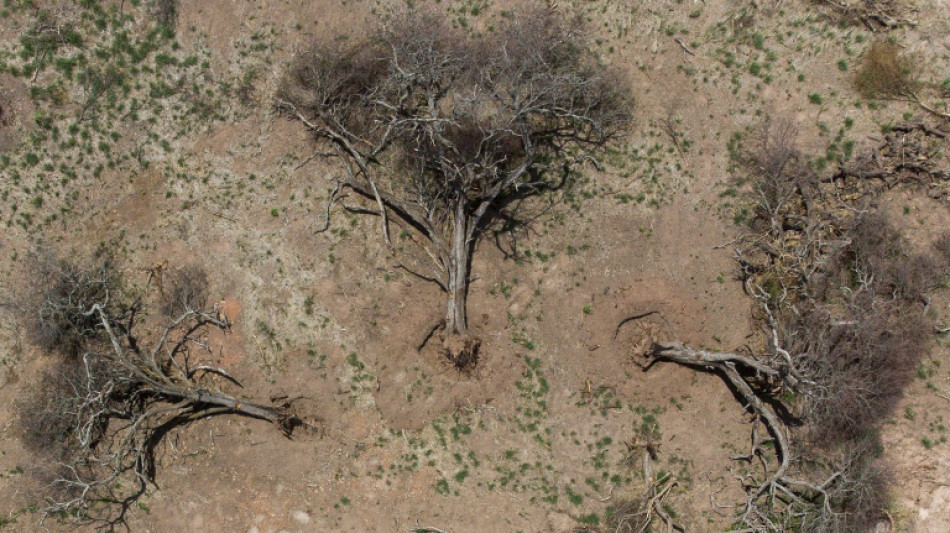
[648,341,792,528]
[673,37,695,56]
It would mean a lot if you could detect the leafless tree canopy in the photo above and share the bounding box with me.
[278,7,633,367]
[16,256,300,526]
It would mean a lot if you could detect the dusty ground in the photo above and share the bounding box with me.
[0,0,948,531]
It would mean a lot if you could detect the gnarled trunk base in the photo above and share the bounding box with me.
[442,332,480,372]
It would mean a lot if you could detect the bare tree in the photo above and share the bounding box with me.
[278,7,632,367]
[17,256,300,526]
[640,118,949,531]
[648,251,916,531]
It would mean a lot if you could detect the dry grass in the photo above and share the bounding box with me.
[854,40,919,99]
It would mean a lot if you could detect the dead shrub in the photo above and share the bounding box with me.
[854,40,919,99]
[792,435,891,533]
[840,211,938,301]
[17,362,92,459]
[160,264,209,318]
[795,302,928,447]
[933,232,950,265]
[603,494,652,532]
[742,118,816,233]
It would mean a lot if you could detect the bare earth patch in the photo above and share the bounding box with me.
[0,0,948,531]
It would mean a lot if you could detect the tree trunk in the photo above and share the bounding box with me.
[442,201,480,371]
[445,202,470,335]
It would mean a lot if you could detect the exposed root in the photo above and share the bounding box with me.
[442,333,480,373]
[615,310,659,339]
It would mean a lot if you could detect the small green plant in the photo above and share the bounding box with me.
[565,485,583,505]
[577,513,600,526]
[435,478,450,495]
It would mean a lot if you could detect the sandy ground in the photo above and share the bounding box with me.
[0,0,948,531]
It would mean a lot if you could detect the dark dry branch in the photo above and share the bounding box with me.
[149,0,178,29]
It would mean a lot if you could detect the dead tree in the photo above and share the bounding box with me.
[277,7,632,368]
[647,294,899,531]
[638,119,947,531]
[17,257,299,526]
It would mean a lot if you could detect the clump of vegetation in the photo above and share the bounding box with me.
[853,40,919,99]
